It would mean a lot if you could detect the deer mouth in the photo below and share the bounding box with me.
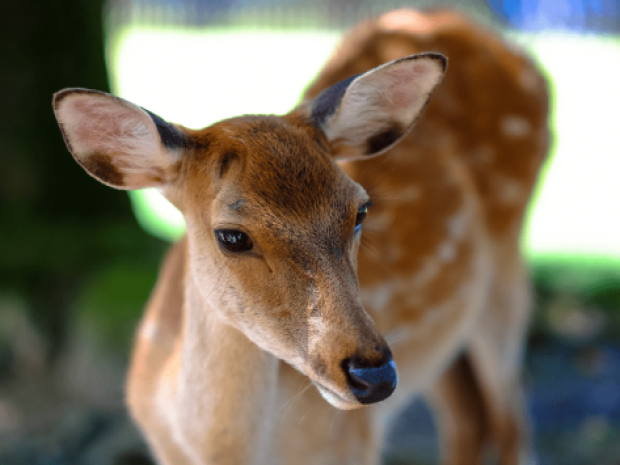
[313,381,361,410]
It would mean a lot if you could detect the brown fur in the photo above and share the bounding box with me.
[303,9,548,465]
[54,9,548,465]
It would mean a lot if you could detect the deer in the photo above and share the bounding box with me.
[52,8,549,465]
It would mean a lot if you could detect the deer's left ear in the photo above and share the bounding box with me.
[307,53,447,161]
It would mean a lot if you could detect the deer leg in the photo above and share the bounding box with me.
[427,353,489,465]
[467,261,535,465]
[468,337,533,465]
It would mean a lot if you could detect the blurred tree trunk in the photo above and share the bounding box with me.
[0,0,164,361]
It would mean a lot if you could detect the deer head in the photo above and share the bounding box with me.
[53,53,446,409]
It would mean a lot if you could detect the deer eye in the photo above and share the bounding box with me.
[354,202,371,234]
[215,229,253,253]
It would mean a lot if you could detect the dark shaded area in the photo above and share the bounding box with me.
[142,108,188,150]
[0,0,166,361]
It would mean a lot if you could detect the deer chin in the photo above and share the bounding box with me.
[313,381,362,410]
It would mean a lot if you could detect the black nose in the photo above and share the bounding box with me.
[342,353,398,404]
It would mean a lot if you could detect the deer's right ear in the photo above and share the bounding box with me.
[53,88,186,190]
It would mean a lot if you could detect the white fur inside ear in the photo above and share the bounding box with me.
[55,91,178,189]
[325,55,446,152]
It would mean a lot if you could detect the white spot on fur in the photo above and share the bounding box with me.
[412,257,441,287]
[494,176,524,204]
[367,210,393,230]
[501,115,531,138]
[519,68,540,92]
[400,185,422,201]
[470,145,494,165]
[438,241,456,262]
[307,281,318,314]
[362,283,393,310]
[447,210,468,239]
[307,281,332,356]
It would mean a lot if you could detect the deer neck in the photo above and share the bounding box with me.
[174,257,279,462]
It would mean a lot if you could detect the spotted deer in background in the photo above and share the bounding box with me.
[52,8,549,465]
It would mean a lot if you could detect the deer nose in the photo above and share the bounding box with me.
[342,352,398,404]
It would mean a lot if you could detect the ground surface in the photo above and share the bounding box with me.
[1,261,619,465]
[1,338,619,465]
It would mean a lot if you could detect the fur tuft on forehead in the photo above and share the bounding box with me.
[198,116,356,221]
